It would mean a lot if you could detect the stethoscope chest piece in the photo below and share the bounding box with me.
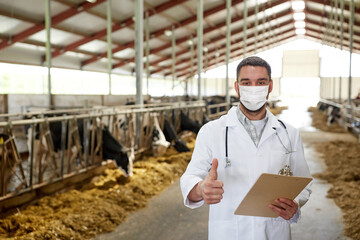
[278,165,293,176]
[225,157,231,168]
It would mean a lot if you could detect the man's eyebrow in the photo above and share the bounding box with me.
[239,78,250,82]
[257,78,268,81]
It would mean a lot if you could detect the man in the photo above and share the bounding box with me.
[180,56,312,239]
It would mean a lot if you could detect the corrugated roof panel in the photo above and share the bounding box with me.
[77,39,109,53]
[28,29,83,46]
[113,48,135,59]
[111,28,135,44]
[57,11,107,35]
[0,16,33,36]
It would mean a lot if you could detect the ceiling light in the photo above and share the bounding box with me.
[86,0,97,3]
[215,52,220,57]
[164,30,172,37]
[187,40,193,46]
[295,28,306,35]
[203,47,208,53]
[294,21,306,28]
[293,12,305,21]
[292,1,305,11]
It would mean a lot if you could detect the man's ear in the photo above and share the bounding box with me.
[234,81,240,99]
[266,80,273,99]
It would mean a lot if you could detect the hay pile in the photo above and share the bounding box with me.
[0,134,196,240]
[314,141,360,240]
[309,106,360,239]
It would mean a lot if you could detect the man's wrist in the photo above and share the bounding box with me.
[188,181,204,202]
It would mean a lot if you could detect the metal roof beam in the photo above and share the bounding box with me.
[306,18,360,39]
[148,14,293,75]
[304,8,360,27]
[306,0,360,15]
[154,18,294,76]
[305,26,360,49]
[176,33,296,79]
[82,0,264,68]
[82,0,248,67]
[52,0,188,59]
[0,0,105,50]
[111,0,289,70]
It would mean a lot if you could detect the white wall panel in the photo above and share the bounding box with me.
[282,50,320,77]
[320,77,360,100]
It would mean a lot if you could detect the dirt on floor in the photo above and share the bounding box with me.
[309,107,360,240]
[0,133,196,240]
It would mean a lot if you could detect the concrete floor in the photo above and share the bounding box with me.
[95,98,353,240]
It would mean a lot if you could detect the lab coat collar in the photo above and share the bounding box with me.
[225,106,241,127]
[226,106,284,146]
[226,106,281,128]
[259,109,283,145]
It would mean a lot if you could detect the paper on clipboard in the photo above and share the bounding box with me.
[234,173,312,218]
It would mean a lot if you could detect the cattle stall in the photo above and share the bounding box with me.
[317,98,360,140]
[0,101,206,212]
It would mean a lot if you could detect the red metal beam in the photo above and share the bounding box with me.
[177,33,297,79]
[0,0,106,50]
[170,28,295,78]
[111,0,289,70]
[304,8,360,27]
[151,10,292,71]
[158,24,294,77]
[83,0,253,67]
[306,18,360,40]
[148,13,293,75]
[305,26,360,48]
[52,0,189,59]
[306,0,360,15]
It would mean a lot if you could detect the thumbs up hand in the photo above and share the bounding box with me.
[199,158,224,204]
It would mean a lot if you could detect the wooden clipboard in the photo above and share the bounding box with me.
[234,173,312,218]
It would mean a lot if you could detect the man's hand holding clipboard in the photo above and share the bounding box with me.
[234,173,312,218]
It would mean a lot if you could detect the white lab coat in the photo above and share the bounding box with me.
[180,106,312,240]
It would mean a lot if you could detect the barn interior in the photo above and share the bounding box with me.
[0,0,360,239]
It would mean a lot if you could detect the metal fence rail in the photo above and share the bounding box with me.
[0,101,206,211]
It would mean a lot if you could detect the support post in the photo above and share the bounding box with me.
[45,0,53,107]
[348,0,354,109]
[135,0,143,149]
[338,0,343,102]
[243,0,247,58]
[190,36,194,97]
[197,0,203,100]
[145,11,150,96]
[254,0,259,54]
[107,0,112,95]
[171,25,176,96]
[225,0,231,105]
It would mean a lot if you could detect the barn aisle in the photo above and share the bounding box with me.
[277,97,353,240]
[94,178,209,240]
[95,98,352,240]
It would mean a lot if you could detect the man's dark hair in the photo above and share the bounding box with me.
[236,56,272,81]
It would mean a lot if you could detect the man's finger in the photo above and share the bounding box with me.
[208,158,219,180]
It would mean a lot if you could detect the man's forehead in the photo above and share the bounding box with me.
[238,66,270,78]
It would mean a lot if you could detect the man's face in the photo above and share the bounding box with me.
[234,66,273,98]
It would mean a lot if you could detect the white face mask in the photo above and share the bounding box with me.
[239,85,269,111]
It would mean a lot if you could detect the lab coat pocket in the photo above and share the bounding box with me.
[268,150,288,174]
[208,220,237,240]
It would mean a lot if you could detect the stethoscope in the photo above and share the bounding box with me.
[224,120,296,176]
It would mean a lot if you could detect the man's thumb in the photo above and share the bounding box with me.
[208,158,218,180]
